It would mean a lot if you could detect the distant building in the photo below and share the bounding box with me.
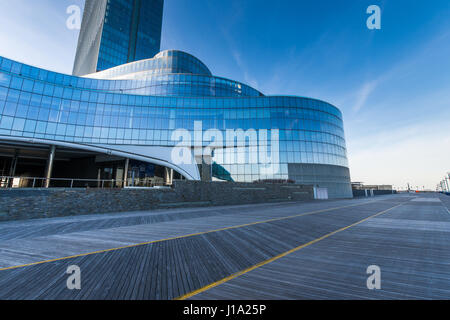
[352,182,393,191]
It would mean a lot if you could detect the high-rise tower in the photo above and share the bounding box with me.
[73,0,164,76]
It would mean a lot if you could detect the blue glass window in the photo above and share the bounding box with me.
[44,84,54,96]
[53,86,63,98]
[12,118,25,131]
[27,106,39,120]
[37,108,50,121]
[10,77,23,90]
[24,120,36,132]
[30,94,42,107]
[56,124,67,135]
[3,102,17,116]
[46,122,57,134]
[0,116,13,129]
[15,104,28,118]
[0,86,8,100]
[0,73,12,88]
[7,89,20,103]
[1,59,12,72]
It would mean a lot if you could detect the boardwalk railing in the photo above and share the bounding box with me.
[0,176,167,189]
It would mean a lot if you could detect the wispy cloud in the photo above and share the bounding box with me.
[230,49,259,89]
[352,80,378,112]
[215,0,260,89]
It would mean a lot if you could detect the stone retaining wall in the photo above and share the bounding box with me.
[0,181,314,222]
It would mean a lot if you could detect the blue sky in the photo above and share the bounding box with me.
[0,0,449,190]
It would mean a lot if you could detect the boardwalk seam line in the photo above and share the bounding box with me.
[444,205,450,214]
[0,198,391,272]
[175,202,404,300]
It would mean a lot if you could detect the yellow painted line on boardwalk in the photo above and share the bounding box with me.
[0,199,390,272]
[175,202,404,300]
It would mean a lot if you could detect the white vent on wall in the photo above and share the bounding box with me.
[314,187,329,200]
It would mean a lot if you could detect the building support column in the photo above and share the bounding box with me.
[44,145,56,188]
[123,158,129,188]
[8,151,18,177]
[164,167,173,186]
[7,151,18,188]
[196,154,212,182]
[164,167,169,185]
[97,168,102,188]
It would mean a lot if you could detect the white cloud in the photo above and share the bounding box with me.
[352,80,378,112]
[348,119,450,190]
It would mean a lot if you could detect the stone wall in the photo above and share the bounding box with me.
[0,181,314,222]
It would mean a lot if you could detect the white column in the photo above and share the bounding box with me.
[44,145,56,188]
[9,156,17,177]
[123,158,129,188]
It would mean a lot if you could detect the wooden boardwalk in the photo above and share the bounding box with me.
[0,194,449,300]
[192,194,450,300]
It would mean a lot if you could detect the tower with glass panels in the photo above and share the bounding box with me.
[73,0,164,76]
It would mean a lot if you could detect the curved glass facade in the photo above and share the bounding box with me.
[0,50,352,198]
[86,50,263,97]
[91,50,213,78]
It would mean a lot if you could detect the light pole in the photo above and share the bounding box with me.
[447,173,450,192]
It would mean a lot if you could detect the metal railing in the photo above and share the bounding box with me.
[0,176,168,189]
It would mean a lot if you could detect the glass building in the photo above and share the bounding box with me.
[73,0,164,76]
[0,50,353,198]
